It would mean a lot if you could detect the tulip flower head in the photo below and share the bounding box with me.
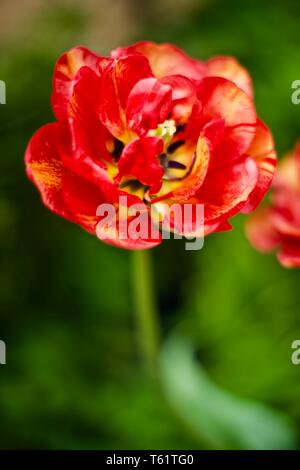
[26,41,277,249]
[247,142,300,267]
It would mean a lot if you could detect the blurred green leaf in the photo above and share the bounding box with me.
[159,335,297,449]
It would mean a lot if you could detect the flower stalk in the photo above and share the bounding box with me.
[131,250,161,371]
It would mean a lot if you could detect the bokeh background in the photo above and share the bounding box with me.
[1,0,300,450]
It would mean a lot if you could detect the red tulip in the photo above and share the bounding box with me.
[25,41,276,249]
[247,142,300,267]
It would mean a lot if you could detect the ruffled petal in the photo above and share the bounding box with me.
[96,199,162,249]
[206,55,253,98]
[51,46,102,120]
[278,241,300,267]
[152,148,258,237]
[126,77,172,136]
[152,119,222,202]
[118,137,164,193]
[151,201,234,239]
[170,130,211,200]
[68,66,113,164]
[243,119,277,213]
[204,220,233,236]
[160,75,197,123]
[274,142,300,191]
[150,200,203,238]
[197,77,257,167]
[196,156,259,224]
[98,55,153,140]
[25,122,114,233]
[112,41,206,80]
[246,207,280,252]
[272,188,300,235]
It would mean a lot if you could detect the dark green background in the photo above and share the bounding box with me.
[1,0,300,449]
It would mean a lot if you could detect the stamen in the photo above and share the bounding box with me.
[119,179,147,199]
[119,179,141,189]
[167,140,185,154]
[148,119,176,145]
[159,153,168,169]
[167,160,186,170]
[112,139,124,160]
[175,123,186,134]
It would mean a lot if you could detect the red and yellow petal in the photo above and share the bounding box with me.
[152,119,223,202]
[271,188,300,235]
[96,202,162,250]
[152,147,258,238]
[172,132,211,200]
[274,142,300,191]
[204,219,233,236]
[150,200,204,238]
[242,119,277,213]
[68,66,113,163]
[25,122,113,233]
[51,46,102,121]
[195,156,259,224]
[277,240,300,267]
[197,77,257,167]
[160,75,197,123]
[246,207,280,252]
[112,41,206,80]
[205,55,253,98]
[126,77,172,136]
[118,136,164,194]
[98,55,153,140]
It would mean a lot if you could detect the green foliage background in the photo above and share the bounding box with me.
[1,0,300,449]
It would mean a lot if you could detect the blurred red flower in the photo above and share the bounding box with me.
[25,41,276,249]
[247,142,300,267]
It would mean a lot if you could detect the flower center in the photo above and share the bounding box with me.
[148,119,190,181]
[148,119,177,146]
[109,120,195,202]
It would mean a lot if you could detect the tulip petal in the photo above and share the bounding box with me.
[275,142,300,191]
[152,119,222,202]
[126,77,172,136]
[197,77,257,166]
[245,141,300,268]
[118,137,164,193]
[243,119,277,213]
[160,75,197,123]
[206,55,253,98]
[98,55,153,140]
[96,203,162,250]
[150,200,204,238]
[152,151,257,237]
[196,156,258,223]
[246,207,280,252]
[25,122,114,233]
[171,131,211,200]
[68,66,113,164]
[278,241,300,268]
[205,220,233,235]
[272,188,300,235]
[52,46,102,120]
[112,41,206,80]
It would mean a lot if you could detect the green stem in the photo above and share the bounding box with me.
[131,250,161,371]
